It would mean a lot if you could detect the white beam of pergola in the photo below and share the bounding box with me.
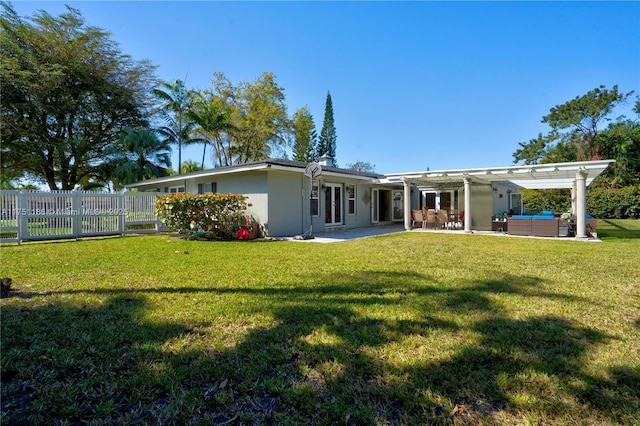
[382,160,614,189]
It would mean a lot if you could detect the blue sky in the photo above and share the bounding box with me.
[12,1,640,174]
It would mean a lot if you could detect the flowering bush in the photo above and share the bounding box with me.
[155,192,250,240]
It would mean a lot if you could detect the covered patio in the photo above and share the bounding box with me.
[382,160,614,239]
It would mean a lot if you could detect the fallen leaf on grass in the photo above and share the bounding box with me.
[450,405,465,416]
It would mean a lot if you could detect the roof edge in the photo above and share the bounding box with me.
[125,158,383,188]
[384,159,616,179]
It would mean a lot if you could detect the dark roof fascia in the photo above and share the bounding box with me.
[257,158,384,179]
[125,159,383,188]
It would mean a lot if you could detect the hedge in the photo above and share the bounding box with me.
[522,186,640,219]
[586,186,640,219]
[521,189,571,214]
[155,193,250,240]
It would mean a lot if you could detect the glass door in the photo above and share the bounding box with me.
[371,188,379,223]
[392,190,404,221]
[324,183,342,225]
[510,192,523,215]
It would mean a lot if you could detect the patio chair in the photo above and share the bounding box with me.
[437,209,449,229]
[425,209,437,229]
[449,209,461,229]
[411,209,426,229]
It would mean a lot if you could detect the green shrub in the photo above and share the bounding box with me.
[522,186,640,219]
[587,185,640,218]
[522,189,571,213]
[155,192,249,240]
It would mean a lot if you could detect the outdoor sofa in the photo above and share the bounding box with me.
[508,211,558,237]
[508,211,596,238]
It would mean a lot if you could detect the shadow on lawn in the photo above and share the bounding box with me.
[2,272,637,424]
[598,219,640,239]
[1,295,193,424]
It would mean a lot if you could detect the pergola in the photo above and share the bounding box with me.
[382,160,615,238]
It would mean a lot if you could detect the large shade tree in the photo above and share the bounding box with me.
[0,3,156,190]
[207,72,289,165]
[593,101,640,187]
[233,72,289,163]
[513,87,639,215]
[291,106,317,162]
[513,85,634,165]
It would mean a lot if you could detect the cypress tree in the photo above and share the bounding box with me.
[316,91,337,163]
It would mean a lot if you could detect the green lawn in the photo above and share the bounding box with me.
[1,220,639,425]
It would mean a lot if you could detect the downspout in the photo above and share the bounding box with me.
[301,174,305,235]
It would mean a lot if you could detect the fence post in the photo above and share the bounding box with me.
[17,191,27,244]
[72,192,82,239]
[118,193,126,235]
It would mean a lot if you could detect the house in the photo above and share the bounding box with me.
[126,158,614,239]
[125,157,405,237]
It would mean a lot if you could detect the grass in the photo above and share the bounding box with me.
[1,220,639,425]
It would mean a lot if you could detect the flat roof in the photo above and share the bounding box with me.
[382,160,615,189]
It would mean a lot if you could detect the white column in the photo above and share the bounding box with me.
[403,179,412,231]
[463,176,472,233]
[571,181,576,216]
[575,169,588,238]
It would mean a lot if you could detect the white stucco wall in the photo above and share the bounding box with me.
[471,184,493,231]
[266,171,305,237]
[492,183,511,215]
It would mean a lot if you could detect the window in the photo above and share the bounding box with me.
[310,181,319,216]
[197,183,217,194]
[346,184,356,215]
[169,186,185,194]
[423,192,436,209]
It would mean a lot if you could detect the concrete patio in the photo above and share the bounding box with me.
[287,224,601,243]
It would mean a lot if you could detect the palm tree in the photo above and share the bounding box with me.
[180,160,202,174]
[155,120,204,173]
[152,80,197,172]
[105,127,172,187]
[188,92,235,168]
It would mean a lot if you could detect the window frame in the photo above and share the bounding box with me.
[310,181,319,217]
[346,184,356,215]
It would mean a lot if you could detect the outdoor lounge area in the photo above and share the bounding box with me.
[508,212,597,238]
[385,159,613,240]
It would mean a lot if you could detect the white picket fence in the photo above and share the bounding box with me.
[0,190,164,244]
